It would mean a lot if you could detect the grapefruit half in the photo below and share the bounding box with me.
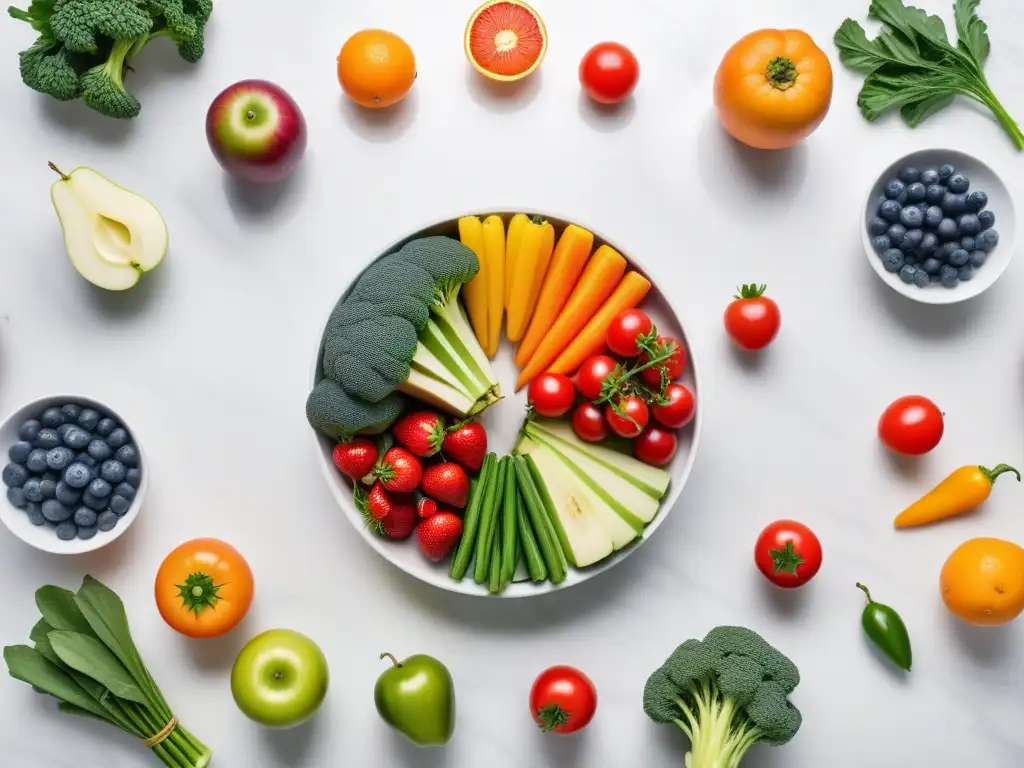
[465,0,548,82]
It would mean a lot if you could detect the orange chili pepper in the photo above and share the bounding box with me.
[894,463,1020,529]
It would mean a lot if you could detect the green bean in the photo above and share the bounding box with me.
[449,452,496,581]
[499,458,520,588]
[488,523,503,593]
[474,456,507,584]
[516,489,546,582]
[513,456,566,584]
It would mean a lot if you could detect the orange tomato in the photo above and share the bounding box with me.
[155,538,254,639]
[940,537,1024,626]
[714,29,833,150]
[337,29,417,109]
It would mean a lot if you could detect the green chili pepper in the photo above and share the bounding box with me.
[856,583,912,671]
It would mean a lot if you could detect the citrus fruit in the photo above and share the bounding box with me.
[337,29,416,109]
[940,537,1024,626]
[465,0,547,82]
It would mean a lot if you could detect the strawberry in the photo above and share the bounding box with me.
[365,482,393,520]
[416,512,463,562]
[332,438,378,482]
[393,411,446,457]
[381,496,416,540]
[357,483,416,540]
[373,447,423,493]
[421,462,470,509]
[442,420,487,473]
[417,495,439,519]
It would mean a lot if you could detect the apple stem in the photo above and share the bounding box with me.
[48,161,68,180]
[246,110,255,121]
[379,652,402,668]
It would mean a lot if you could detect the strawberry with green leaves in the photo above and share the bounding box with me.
[373,447,423,493]
[357,483,416,540]
[393,411,446,457]
[332,438,378,482]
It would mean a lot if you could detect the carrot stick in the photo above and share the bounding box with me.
[514,224,594,369]
[545,271,652,378]
[515,245,626,390]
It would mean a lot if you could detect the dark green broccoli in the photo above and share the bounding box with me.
[305,379,407,441]
[349,258,434,332]
[394,236,479,306]
[8,0,213,119]
[643,626,803,768]
[322,316,418,403]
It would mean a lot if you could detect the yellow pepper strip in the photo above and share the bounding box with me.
[506,216,555,342]
[458,216,489,351]
[482,215,505,358]
[505,213,529,309]
[894,463,1020,528]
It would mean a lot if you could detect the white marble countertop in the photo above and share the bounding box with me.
[1,0,1023,765]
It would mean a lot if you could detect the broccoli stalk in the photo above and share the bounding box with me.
[79,37,140,118]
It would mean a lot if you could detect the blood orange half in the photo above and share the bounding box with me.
[465,0,548,82]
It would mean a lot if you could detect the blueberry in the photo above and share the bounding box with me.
[920,168,939,186]
[22,478,42,502]
[42,470,58,482]
[887,223,907,243]
[923,205,943,229]
[95,418,116,437]
[24,502,44,526]
[925,184,946,205]
[41,408,64,428]
[977,229,999,251]
[115,445,138,467]
[978,210,995,230]
[921,257,942,275]
[39,478,56,499]
[940,264,960,287]
[904,181,927,202]
[55,520,77,541]
[947,173,970,193]
[63,463,93,489]
[113,482,136,501]
[77,409,100,431]
[42,499,72,523]
[60,404,82,421]
[879,199,902,222]
[883,249,905,273]
[73,507,97,527]
[872,235,891,253]
[63,427,91,450]
[948,249,970,268]
[938,163,955,182]
[97,511,118,531]
[919,232,939,254]
[958,264,976,281]
[899,264,918,284]
[969,250,988,267]
[106,429,129,449]
[100,460,126,483]
[958,213,981,236]
[82,491,107,511]
[88,478,112,499]
[8,442,31,467]
[76,525,97,540]
[868,217,888,237]
[900,229,923,251]
[884,179,906,199]
[109,494,131,517]
[55,482,81,506]
[937,218,959,241]
[936,242,959,262]
[125,467,141,487]
[7,487,26,508]
[960,236,977,252]
[75,452,97,469]
[899,206,924,228]
[25,449,47,474]
[35,429,60,450]
[965,190,988,212]
[56,423,75,442]
[46,446,74,471]
[942,193,968,216]
[897,166,920,184]
[3,463,28,488]
[86,439,112,461]
[18,420,41,443]
[912,268,930,288]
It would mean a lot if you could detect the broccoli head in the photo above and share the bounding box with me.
[78,38,140,119]
[147,0,212,62]
[643,626,802,768]
[322,315,418,403]
[305,379,407,441]
[393,236,479,305]
[49,0,153,53]
[18,39,81,100]
[349,257,434,332]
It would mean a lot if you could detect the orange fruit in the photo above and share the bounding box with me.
[337,29,416,109]
[465,0,547,82]
[940,537,1024,626]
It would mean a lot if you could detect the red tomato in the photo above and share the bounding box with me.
[724,284,781,351]
[606,309,653,358]
[576,355,618,401]
[878,395,944,455]
[754,520,822,589]
[528,373,576,418]
[530,665,597,734]
[571,402,608,443]
[652,383,695,429]
[640,336,686,389]
[633,426,677,466]
[579,42,640,105]
[604,396,649,438]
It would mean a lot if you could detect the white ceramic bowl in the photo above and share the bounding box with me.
[862,148,1015,304]
[310,212,702,597]
[0,395,147,554]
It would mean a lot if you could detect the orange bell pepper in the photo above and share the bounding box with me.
[894,463,1020,529]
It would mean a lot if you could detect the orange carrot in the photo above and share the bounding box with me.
[544,271,652,379]
[514,224,594,369]
[515,245,627,389]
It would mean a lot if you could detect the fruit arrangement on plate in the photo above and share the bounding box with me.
[307,214,698,595]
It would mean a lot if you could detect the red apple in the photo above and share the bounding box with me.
[206,80,307,183]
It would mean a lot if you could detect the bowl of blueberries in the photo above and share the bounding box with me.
[0,396,146,554]
[863,148,1015,304]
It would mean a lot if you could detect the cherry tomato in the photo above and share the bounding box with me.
[571,402,608,443]
[579,42,640,105]
[155,538,255,638]
[633,426,678,467]
[606,309,653,358]
[652,383,695,429]
[754,520,822,589]
[530,665,598,734]
[724,283,781,351]
[878,395,944,455]
[640,336,686,388]
[576,355,618,401]
[528,373,576,418]
[604,396,649,438]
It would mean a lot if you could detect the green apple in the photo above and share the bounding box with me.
[230,629,329,729]
[48,162,168,291]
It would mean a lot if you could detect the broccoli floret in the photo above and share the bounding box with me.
[146,0,211,62]
[50,0,153,53]
[18,39,81,99]
[78,38,140,119]
[394,236,480,304]
[305,379,407,441]
[643,626,803,768]
[349,258,435,332]
[323,316,418,403]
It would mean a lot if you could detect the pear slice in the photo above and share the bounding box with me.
[49,163,168,291]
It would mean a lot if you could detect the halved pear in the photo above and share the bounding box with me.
[49,163,168,291]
